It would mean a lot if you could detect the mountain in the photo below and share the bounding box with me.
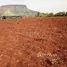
[0,5,37,16]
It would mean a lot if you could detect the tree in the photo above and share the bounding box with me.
[48,13,54,17]
[65,12,67,16]
[41,13,49,17]
[55,12,66,16]
[35,12,41,17]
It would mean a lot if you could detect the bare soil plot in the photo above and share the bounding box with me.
[0,17,67,67]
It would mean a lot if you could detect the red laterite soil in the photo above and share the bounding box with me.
[0,17,67,67]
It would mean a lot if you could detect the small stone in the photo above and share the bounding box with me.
[16,60,19,63]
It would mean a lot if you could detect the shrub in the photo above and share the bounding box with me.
[35,12,41,17]
[55,12,66,16]
[65,12,67,16]
[48,13,54,17]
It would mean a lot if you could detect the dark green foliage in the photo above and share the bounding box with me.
[35,12,48,17]
[48,13,54,17]
[55,12,66,16]
[35,12,54,17]
[65,12,67,16]
[35,11,67,17]
[35,12,41,17]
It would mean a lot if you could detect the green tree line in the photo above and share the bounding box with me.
[35,12,67,17]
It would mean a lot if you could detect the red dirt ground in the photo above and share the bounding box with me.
[0,17,67,67]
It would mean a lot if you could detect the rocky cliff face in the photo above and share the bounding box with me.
[0,5,37,16]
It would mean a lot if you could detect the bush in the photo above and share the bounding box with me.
[48,13,54,17]
[55,12,66,16]
[35,12,41,17]
[65,12,67,16]
[35,11,67,17]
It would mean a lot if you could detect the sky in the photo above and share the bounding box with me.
[0,0,67,13]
